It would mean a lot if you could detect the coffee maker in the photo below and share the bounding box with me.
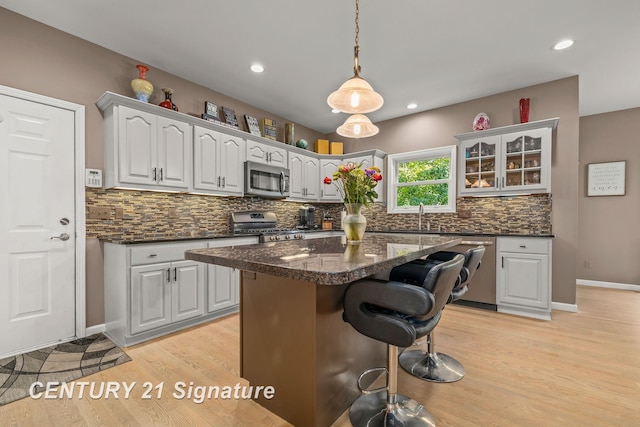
[298,205,315,229]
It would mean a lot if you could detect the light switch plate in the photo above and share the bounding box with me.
[85,168,103,188]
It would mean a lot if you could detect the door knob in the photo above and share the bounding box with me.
[51,233,70,241]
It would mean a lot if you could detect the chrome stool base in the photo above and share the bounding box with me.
[399,349,465,383]
[349,391,436,427]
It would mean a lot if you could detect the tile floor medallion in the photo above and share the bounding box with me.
[0,333,131,406]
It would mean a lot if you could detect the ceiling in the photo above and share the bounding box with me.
[2,0,639,134]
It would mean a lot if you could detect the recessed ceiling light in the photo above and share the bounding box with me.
[553,39,574,50]
[331,108,340,114]
[407,103,418,109]
[250,63,264,73]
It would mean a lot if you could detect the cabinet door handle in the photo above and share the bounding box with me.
[501,177,504,189]
[166,268,171,282]
[173,267,177,281]
[222,176,226,187]
[160,168,163,181]
[501,257,504,268]
[218,176,221,187]
[153,167,157,181]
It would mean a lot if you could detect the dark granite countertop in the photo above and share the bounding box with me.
[185,233,462,285]
[99,229,553,245]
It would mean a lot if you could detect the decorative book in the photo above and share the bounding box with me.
[222,106,238,128]
[243,115,262,136]
[261,118,277,141]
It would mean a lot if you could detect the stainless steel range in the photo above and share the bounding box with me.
[231,211,305,242]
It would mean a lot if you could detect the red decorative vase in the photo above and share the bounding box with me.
[519,98,530,123]
[159,88,178,111]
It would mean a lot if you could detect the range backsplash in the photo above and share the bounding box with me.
[86,189,551,240]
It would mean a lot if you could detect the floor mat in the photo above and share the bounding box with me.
[0,333,131,406]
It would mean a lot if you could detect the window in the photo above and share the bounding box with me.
[386,145,457,213]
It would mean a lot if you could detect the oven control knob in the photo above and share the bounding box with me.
[270,236,276,241]
[285,235,290,240]
[275,235,280,241]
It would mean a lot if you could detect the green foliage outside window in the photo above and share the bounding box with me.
[396,157,450,207]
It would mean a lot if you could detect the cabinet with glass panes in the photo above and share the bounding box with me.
[455,118,558,196]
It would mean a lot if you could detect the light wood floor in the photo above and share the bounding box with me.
[2,285,639,426]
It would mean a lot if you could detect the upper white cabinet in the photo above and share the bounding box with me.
[193,126,245,196]
[289,152,320,201]
[455,118,558,196]
[104,105,192,191]
[320,158,343,201]
[343,150,386,202]
[246,139,288,168]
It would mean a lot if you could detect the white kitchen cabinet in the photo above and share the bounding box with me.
[193,125,245,195]
[496,236,552,320]
[455,118,558,196]
[320,158,343,201]
[206,237,257,313]
[104,240,209,347]
[289,152,320,201]
[246,139,288,168]
[103,105,192,191]
[343,150,386,202]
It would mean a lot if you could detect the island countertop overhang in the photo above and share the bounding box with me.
[185,233,462,285]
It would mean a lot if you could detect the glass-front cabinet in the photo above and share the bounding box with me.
[455,118,558,196]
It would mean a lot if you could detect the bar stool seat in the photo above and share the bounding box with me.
[343,254,465,427]
[390,246,485,383]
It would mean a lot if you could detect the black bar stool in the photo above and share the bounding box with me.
[343,254,465,427]
[390,246,485,383]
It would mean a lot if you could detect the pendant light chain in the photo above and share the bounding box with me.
[353,0,361,76]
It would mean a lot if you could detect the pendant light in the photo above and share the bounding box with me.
[327,0,383,114]
[337,114,379,138]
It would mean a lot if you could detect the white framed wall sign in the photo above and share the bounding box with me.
[587,161,626,196]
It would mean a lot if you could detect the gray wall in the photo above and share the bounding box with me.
[329,77,581,304]
[578,108,640,285]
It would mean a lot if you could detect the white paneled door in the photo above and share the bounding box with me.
[0,93,77,357]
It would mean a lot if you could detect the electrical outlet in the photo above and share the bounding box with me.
[168,207,178,218]
[88,206,111,219]
[457,209,472,219]
[114,207,124,219]
[584,260,592,269]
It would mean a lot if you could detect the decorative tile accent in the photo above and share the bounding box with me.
[86,189,551,241]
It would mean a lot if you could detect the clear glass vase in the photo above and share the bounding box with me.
[343,203,366,243]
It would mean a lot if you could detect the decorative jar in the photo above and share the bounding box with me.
[131,64,153,102]
[159,88,178,111]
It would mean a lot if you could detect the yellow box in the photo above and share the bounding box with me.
[315,139,329,154]
[330,142,343,155]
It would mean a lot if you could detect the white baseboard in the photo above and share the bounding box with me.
[551,301,578,313]
[577,279,640,291]
[85,324,106,336]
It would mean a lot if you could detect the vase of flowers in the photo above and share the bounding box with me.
[323,161,382,243]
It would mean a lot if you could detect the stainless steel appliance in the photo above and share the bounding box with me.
[451,236,497,307]
[231,211,305,242]
[297,205,316,229]
[244,161,290,199]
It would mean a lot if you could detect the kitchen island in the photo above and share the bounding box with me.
[185,233,461,426]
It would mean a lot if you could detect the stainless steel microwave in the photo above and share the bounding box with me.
[244,161,290,199]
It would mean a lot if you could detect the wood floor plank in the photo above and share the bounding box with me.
[0,285,638,426]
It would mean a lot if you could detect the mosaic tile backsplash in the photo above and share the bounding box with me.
[86,189,551,241]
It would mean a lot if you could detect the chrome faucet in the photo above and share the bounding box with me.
[418,202,424,231]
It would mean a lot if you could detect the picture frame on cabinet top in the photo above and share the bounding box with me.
[204,101,219,119]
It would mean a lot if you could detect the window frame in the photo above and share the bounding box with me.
[386,145,457,214]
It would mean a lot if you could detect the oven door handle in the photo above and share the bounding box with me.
[459,240,495,246]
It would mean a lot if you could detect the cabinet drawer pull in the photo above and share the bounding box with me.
[148,254,157,258]
[520,245,527,248]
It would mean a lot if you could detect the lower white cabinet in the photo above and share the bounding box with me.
[104,237,257,347]
[496,237,552,320]
[206,237,257,312]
